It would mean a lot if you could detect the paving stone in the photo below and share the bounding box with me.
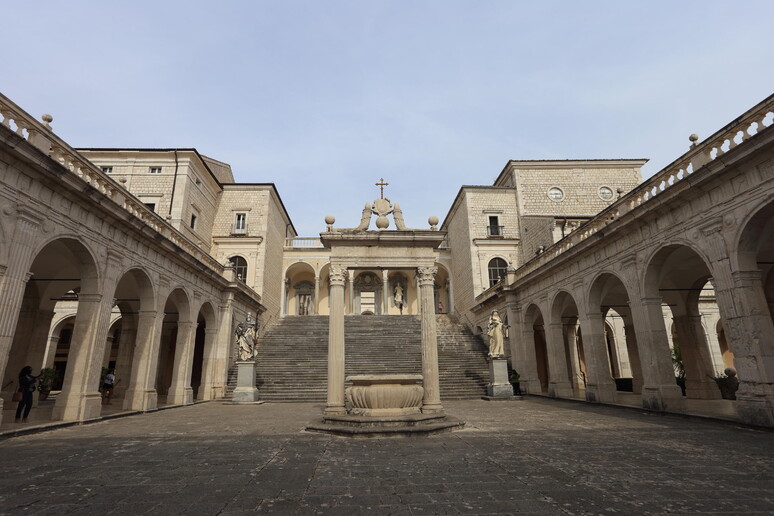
[1,398,774,515]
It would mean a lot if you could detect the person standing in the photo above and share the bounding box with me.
[102,370,116,405]
[15,366,39,423]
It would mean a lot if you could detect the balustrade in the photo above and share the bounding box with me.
[0,92,224,274]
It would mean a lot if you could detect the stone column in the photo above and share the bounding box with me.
[325,266,347,415]
[579,312,617,403]
[417,266,443,413]
[720,270,774,426]
[113,313,138,401]
[629,297,685,411]
[347,269,355,315]
[314,275,320,315]
[381,269,389,315]
[546,323,574,398]
[564,322,585,395]
[167,321,196,405]
[123,309,160,411]
[198,328,220,400]
[672,314,721,399]
[53,293,113,422]
[282,278,289,316]
[0,210,41,424]
[623,323,644,394]
[514,314,542,394]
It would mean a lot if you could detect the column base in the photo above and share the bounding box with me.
[548,381,574,398]
[53,392,102,421]
[735,395,774,427]
[324,404,347,415]
[167,386,194,406]
[585,382,617,403]
[641,384,685,412]
[685,378,722,400]
[123,389,158,412]
[421,402,444,414]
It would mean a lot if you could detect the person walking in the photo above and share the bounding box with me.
[102,370,117,405]
[15,366,39,423]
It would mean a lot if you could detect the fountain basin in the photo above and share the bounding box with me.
[346,374,424,416]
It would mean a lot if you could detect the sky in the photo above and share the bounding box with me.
[3,1,774,236]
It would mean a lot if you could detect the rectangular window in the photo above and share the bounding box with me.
[233,213,247,234]
[149,167,162,174]
[101,166,113,174]
[487,216,503,237]
[190,213,197,229]
[144,203,156,212]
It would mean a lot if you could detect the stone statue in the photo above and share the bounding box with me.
[393,203,408,230]
[487,310,504,357]
[356,202,372,230]
[394,283,404,314]
[236,322,258,361]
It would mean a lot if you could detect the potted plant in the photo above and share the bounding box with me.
[671,345,686,396]
[37,367,59,401]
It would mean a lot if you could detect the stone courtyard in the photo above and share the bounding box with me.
[1,400,773,515]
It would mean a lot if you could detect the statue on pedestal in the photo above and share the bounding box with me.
[487,310,505,358]
[236,318,258,361]
[394,283,404,314]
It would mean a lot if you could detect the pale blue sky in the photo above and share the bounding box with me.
[4,1,773,235]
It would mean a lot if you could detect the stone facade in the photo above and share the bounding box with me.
[2,88,773,429]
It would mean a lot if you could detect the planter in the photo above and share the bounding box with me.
[346,374,424,416]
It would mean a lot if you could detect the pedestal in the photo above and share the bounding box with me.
[487,358,513,397]
[232,361,260,403]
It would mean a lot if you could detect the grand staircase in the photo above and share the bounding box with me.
[226,314,490,401]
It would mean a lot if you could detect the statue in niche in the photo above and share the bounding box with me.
[394,283,404,314]
[298,294,312,315]
[235,321,258,361]
[487,310,505,358]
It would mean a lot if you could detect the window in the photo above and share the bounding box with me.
[190,213,197,229]
[598,186,614,200]
[487,258,508,287]
[487,216,503,237]
[101,166,113,174]
[229,256,248,281]
[233,213,247,234]
[144,203,156,212]
[149,167,162,174]
[548,187,564,201]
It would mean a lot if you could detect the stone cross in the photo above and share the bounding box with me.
[375,178,389,199]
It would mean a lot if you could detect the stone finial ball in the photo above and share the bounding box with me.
[724,367,737,377]
[428,216,439,226]
[41,114,53,123]
[324,214,335,225]
[689,133,699,143]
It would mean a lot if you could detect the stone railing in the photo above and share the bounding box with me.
[0,92,225,274]
[514,93,774,281]
[285,237,324,248]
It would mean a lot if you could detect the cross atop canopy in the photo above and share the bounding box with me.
[375,177,389,199]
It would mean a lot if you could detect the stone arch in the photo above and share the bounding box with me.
[434,263,452,314]
[549,290,585,397]
[3,236,104,422]
[155,287,194,404]
[192,300,218,400]
[107,267,156,403]
[588,271,641,393]
[44,314,77,391]
[524,303,549,393]
[285,261,317,315]
[643,244,722,400]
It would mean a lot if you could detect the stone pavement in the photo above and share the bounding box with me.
[1,398,773,515]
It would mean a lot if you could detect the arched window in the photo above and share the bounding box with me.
[229,256,248,282]
[487,258,508,287]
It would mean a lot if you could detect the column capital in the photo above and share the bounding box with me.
[416,266,437,286]
[639,297,663,307]
[732,269,763,285]
[78,293,103,303]
[329,265,346,287]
